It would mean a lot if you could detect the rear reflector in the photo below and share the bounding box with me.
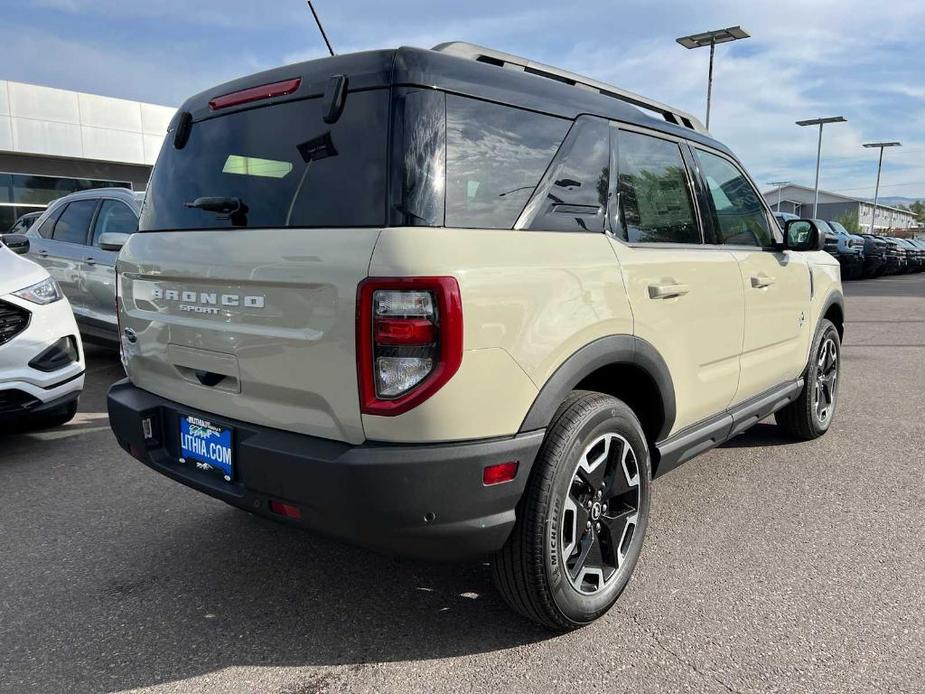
[208,78,301,111]
[374,318,436,345]
[268,500,302,519]
[483,461,519,486]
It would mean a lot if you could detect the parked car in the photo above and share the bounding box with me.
[816,219,864,279]
[879,237,903,274]
[107,42,843,630]
[885,237,912,273]
[5,211,43,234]
[852,232,888,278]
[24,187,139,345]
[0,238,85,428]
[773,211,799,228]
[896,237,924,272]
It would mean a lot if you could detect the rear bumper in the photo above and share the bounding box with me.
[107,380,544,560]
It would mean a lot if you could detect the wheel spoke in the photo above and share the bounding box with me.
[598,508,633,568]
[568,530,596,580]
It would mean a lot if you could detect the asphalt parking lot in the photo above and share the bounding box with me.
[1,274,923,694]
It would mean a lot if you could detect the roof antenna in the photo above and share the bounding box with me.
[307,1,335,56]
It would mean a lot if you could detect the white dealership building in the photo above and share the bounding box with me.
[0,80,175,230]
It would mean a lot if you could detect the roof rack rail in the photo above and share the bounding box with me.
[432,42,707,134]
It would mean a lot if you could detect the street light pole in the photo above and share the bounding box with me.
[706,37,715,130]
[862,141,901,233]
[677,26,750,131]
[769,181,789,212]
[796,116,847,218]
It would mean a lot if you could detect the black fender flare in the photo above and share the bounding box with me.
[819,290,845,338]
[518,335,676,441]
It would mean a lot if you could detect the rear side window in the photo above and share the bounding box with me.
[445,95,569,229]
[616,130,700,244]
[52,200,98,245]
[36,206,64,238]
[92,199,138,246]
[140,90,389,230]
[522,116,610,233]
[695,150,774,247]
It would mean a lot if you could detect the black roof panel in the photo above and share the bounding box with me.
[176,46,731,156]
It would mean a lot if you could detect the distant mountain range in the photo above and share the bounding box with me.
[870,196,924,206]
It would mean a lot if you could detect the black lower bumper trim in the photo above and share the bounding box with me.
[107,380,544,560]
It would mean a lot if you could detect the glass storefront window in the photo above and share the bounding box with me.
[0,172,131,207]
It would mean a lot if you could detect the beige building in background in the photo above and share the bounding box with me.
[0,80,175,229]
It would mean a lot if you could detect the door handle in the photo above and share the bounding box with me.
[648,283,690,300]
[85,257,96,266]
[38,250,48,257]
[751,274,776,288]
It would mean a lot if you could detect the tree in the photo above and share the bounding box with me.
[836,212,861,234]
[909,200,925,224]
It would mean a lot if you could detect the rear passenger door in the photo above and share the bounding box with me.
[690,147,812,404]
[85,198,138,331]
[608,127,745,434]
[44,198,100,321]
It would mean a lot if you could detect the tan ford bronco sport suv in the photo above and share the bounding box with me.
[108,43,844,630]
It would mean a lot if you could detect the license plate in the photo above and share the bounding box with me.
[179,415,233,480]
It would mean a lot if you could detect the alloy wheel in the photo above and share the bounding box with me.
[814,336,838,425]
[560,433,641,595]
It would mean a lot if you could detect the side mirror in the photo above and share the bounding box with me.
[784,220,824,252]
[1,233,30,255]
[98,232,130,252]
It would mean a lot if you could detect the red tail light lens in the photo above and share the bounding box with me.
[208,78,301,111]
[357,277,463,416]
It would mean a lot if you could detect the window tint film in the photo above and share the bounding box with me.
[445,95,568,229]
[52,200,97,245]
[523,116,610,233]
[140,90,388,230]
[92,200,138,245]
[617,131,700,244]
[695,150,774,247]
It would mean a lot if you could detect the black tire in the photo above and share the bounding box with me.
[776,319,840,440]
[492,391,651,630]
[27,399,79,430]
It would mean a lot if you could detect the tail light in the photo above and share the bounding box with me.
[115,272,130,375]
[357,277,463,416]
[208,78,301,111]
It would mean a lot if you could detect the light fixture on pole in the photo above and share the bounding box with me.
[677,26,750,130]
[768,181,789,212]
[796,116,847,218]
[862,141,901,233]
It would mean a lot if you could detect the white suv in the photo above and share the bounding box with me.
[0,242,84,427]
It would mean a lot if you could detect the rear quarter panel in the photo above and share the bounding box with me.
[365,228,632,442]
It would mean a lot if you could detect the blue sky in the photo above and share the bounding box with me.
[3,0,925,200]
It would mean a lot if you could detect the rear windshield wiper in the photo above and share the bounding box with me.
[185,196,247,214]
[185,196,249,227]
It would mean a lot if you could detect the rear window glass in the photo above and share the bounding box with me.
[140,90,389,231]
[523,116,610,233]
[445,95,569,229]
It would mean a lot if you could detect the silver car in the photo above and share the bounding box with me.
[25,188,140,345]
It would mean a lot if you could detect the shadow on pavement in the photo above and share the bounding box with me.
[15,504,551,692]
[720,422,798,449]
